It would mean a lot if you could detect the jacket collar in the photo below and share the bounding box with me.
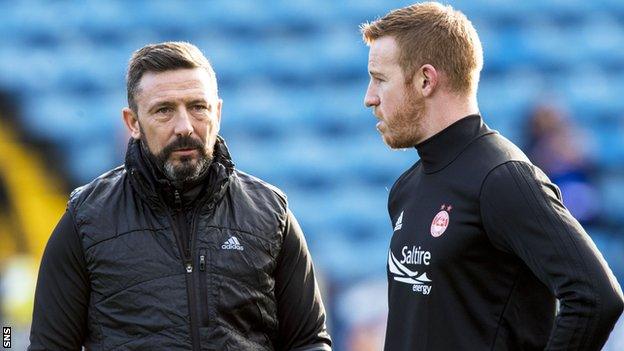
[125,135,234,209]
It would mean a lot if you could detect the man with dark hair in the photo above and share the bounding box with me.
[29,41,332,351]
[361,2,623,350]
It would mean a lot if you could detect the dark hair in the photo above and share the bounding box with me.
[126,41,217,112]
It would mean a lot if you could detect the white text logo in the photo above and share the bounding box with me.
[221,236,244,251]
[388,246,433,295]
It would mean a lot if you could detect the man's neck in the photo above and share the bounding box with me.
[419,92,479,144]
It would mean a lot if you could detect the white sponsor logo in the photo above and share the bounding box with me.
[400,245,431,265]
[221,236,244,251]
[394,211,404,232]
[388,246,433,295]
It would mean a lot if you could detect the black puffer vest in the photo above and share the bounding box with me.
[68,137,288,350]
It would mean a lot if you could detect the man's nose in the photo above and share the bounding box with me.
[174,108,194,136]
[364,85,380,108]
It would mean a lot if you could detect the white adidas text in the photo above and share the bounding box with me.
[222,236,244,251]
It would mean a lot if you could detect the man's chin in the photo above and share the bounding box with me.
[163,156,211,182]
[165,163,200,182]
[383,135,415,149]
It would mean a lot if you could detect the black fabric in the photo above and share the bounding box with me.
[29,136,331,351]
[29,210,89,350]
[274,211,329,351]
[481,161,624,350]
[384,115,623,351]
[415,114,487,174]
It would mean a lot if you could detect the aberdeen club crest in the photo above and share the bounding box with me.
[430,204,452,237]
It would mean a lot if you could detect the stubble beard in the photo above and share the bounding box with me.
[163,152,210,183]
[383,88,426,149]
[139,127,212,183]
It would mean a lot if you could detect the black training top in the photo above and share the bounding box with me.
[384,115,623,351]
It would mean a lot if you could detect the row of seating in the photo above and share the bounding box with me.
[15,66,624,121]
[4,0,624,35]
[14,79,624,173]
[5,30,624,90]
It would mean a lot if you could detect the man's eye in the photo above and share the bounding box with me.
[156,106,173,114]
[192,104,209,112]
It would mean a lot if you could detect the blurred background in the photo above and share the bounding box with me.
[1,0,624,349]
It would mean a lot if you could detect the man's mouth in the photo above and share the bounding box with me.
[172,148,198,156]
[373,110,383,121]
[374,114,384,130]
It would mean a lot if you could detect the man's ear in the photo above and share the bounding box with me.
[122,108,141,139]
[215,98,223,126]
[411,64,438,97]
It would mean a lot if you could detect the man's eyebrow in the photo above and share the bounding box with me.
[186,98,209,105]
[147,100,175,112]
[368,70,386,78]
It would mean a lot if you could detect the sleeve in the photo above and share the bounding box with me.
[28,209,90,351]
[480,161,624,351]
[273,208,332,351]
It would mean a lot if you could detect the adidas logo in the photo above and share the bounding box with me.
[394,211,403,231]
[221,236,244,251]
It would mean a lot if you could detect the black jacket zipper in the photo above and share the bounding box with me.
[194,198,217,329]
[198,248,210,326]
[168,189,201,351]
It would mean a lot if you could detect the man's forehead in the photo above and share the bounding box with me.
[136,68,217,102]
[368,36,399,68]
[139,69,212,91]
